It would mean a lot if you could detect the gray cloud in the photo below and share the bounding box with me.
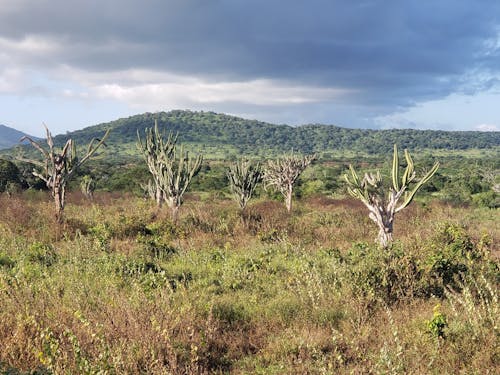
[1,0,500,129]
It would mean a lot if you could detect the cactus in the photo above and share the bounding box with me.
[18,124,109,223]
[160,145,202,221]
[345,144,439,248]
[227,159,262,210]
[137,120,176,207]
[137,121,202,221]
[140,179,157,201]
[80,175,96,201]
[264,153,316,212]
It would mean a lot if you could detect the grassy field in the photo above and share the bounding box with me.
[0,191,498,374]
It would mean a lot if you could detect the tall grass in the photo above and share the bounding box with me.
[0,192,498,373]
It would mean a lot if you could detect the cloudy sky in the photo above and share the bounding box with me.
[1,0,500,136]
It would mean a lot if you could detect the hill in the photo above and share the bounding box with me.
[4,110,500,160]
[0,124,40,150]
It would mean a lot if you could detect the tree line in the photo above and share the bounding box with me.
[43,111,500,159]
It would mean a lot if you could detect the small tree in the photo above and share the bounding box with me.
[227,159,262,211]
[264,153,316,212]
[344,144,439,248]
[18,124,109,223]
[137,121,202,221]
[80,175,96,201]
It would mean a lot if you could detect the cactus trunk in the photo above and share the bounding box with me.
[285,183,293,212]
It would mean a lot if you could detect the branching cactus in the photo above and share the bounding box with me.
[160,146,202,221]
[264,153,316,212]
[137,120,176,207]
[140,179,157,201]
[227,159,262,210]
[18,124,109,223]
[137,121,202,221]
[344,144,439,248]
[80,175,96,201]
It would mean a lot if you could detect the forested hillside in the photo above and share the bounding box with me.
[44,110,499,159]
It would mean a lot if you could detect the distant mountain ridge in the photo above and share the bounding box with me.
[0,124,40,150]
[56,110,499,152]
[3,110,500,159]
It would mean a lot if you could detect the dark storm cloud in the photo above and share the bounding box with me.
[1,0,499,110]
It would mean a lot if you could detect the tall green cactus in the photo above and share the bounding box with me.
[137,120,176,207]
[137,121,202,221]
[227,159,262,210]
[160,145,202,221]
[18,124,109,223]
[345,144,439,248]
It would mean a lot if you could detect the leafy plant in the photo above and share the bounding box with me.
[426,304,448,339]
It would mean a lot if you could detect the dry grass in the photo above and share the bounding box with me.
[0,191,498,373]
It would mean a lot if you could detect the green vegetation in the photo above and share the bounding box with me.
[5,110,497,162]
[0,111,498,373]
[0,159,22,193]
[0,193,497,373]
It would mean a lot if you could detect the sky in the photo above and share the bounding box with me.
[1,0,500,137]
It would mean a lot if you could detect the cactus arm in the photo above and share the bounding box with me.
[67,129,110,179]
[348,164,360,186]
[18,135,49,159]
[396,161,439,212]
[401,149,415,186]
[392,144,400,191]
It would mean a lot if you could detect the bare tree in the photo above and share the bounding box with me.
[227,159,262,210]
[137,121,202,221]
[344,144,439,248]
[264,153,316,212]
[18,124,109,223]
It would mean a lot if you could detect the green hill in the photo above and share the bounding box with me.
[5,110,500,160]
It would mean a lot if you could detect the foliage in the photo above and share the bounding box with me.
[0,193,498,373]
[426,304,448,339]
[5,111,498,164]
[0,159,22,193]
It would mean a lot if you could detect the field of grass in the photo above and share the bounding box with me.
[0,191,498,374]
